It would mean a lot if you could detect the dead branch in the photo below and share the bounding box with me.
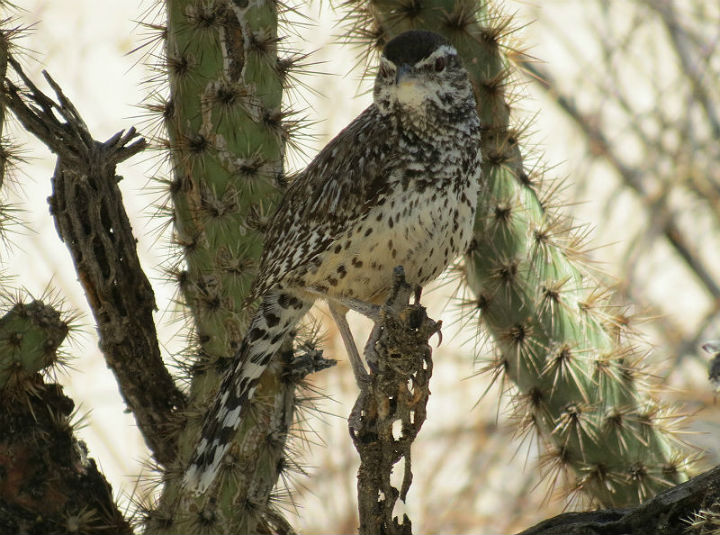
[518,464,720,535]
[2,57,186,466]
[1,375,134,534]
[350,267,440,535]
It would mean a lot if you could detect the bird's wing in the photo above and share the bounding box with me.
[251,104,395,297]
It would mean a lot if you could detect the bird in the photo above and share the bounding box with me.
[184,29,483,493]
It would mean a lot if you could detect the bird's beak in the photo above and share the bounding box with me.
[396,63,412,84]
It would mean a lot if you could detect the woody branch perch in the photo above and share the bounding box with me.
[351,267,440,535]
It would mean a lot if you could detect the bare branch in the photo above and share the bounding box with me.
[647,0,720,139]
[2,58,185,466]
[351,268,440,535]
[519,464,720,535]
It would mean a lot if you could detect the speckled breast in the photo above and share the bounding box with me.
[303,174,479,303]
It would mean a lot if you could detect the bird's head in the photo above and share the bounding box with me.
[373,30,475,120]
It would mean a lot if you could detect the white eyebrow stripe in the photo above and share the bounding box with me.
[434,44,458,57]
[415,45,458,66]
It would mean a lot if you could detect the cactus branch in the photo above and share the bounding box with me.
[1,379,134,534]
[0,300,68,391]
[150,0,311,531]
[2,58,185,466]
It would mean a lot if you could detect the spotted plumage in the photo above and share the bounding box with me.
[184,30,483,493]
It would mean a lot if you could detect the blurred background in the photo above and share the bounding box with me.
[6,0,720,532]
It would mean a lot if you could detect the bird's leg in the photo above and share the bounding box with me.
[328,301,369,387]
[304,287,380,374]
[414,284,422,304]
[333,296,381,321]
[328,302,371,432]
[309,267,415,374]
[327,296,381,374]
[304,287,381,322]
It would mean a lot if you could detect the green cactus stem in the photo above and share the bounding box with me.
[0,301,68,391]
[164,0,284,367]
[149,0,307,531]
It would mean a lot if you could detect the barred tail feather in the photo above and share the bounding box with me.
[183,289,312,494]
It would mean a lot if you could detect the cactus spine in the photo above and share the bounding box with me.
[345,0,690,506]
[147,0,302,531]
[0,15,19,235]
[0,15,7,189]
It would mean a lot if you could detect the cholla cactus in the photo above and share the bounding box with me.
[342,0,692,506]
[0,298,133,534]
[0,300,69,391]
[0,15,132,531]
[143,0,311,532]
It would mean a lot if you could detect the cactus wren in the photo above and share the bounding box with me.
[184,30,482,493]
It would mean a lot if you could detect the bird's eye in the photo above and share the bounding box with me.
[434,56,446,72]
